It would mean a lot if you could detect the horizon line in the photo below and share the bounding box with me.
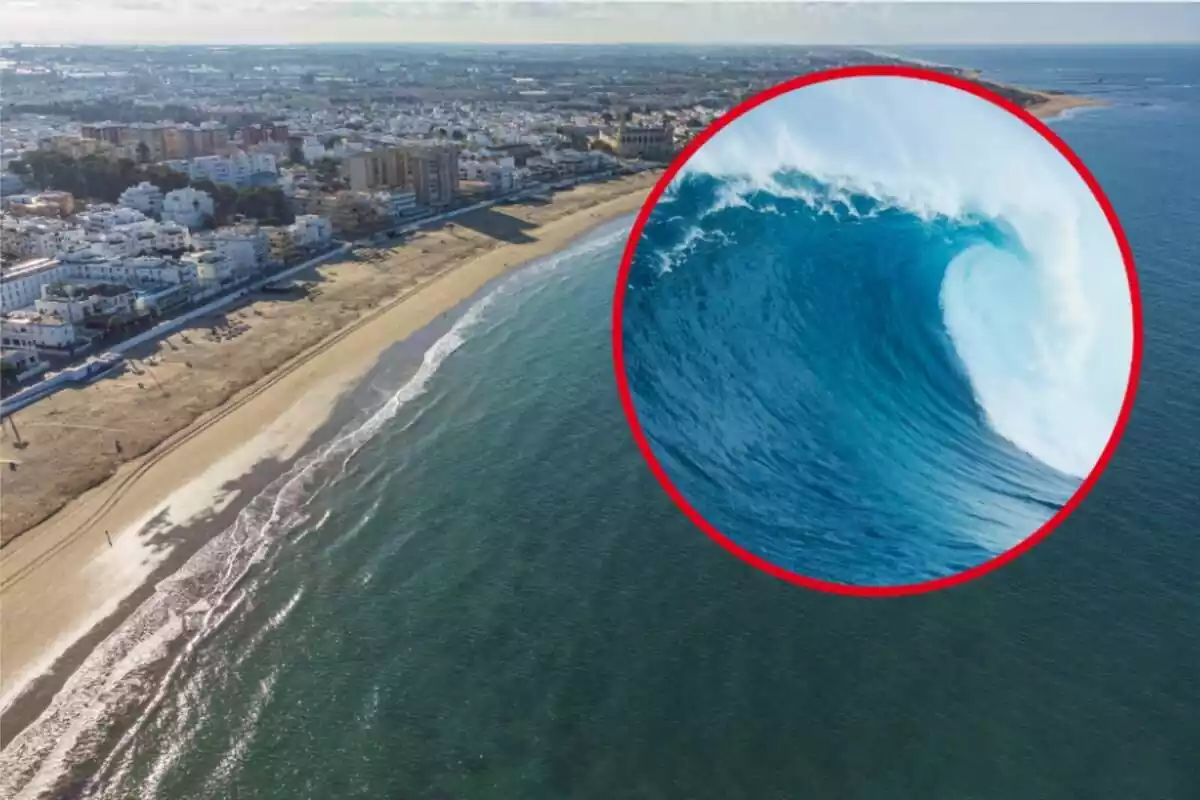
[4,40,1198,48]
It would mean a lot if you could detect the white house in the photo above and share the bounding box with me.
[2,218,88,260]
[124,255,196,286]
[0,309,79,351]
[186,152,278,188]
[75,205,149,230]
[0,257,68,311]
[483,163,518,194]
[194,226,266,273]
[155,222,192,253]
[183,250,236,285]
[118,181,165,217]
[162,187,215,229]
[290,214,333,248]
[301,136,328,162]
[57,251,194,287]
[35,282,137,324]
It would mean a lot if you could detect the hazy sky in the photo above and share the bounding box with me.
[2,1,1198,46]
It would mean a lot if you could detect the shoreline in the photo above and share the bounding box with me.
[0,175,658,754]
[1028,90,1107,120]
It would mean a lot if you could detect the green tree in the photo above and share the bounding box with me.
[312,157,343,187]
[136,142,151,164]
[234,186,293,225]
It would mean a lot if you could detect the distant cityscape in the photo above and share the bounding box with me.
[0,44,992,389]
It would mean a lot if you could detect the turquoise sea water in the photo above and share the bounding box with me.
[13,47,1200,798]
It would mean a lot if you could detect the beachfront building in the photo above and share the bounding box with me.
[1,257,69,311]
[265,227,297,265]
[405,143,459,208]
[290,214,333,249]
[161,187,215,229]
[370,190,421,222]
[34,282,138,324]
[309,191,386,236]
[343,142,459,208]
[485,163,518,193]
[62,252,197,287]
[0,309,79,351]
[0,348,47,381]
[194,225,268,274]
[118,181,166,217]
[183,250,237,286]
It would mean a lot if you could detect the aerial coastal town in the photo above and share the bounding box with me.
[0,43,1088,539]
[0,44,1079,382]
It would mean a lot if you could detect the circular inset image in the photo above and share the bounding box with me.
[614,67,1141,595]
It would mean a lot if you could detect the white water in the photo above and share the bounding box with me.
[676,75,1133,478]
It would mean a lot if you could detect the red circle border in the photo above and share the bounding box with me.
[610,65,1144,597]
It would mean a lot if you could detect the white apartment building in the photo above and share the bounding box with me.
[290,214,333,248]
[371,191,418,220]
[0,309,78,350]
[72,220,191,259]
[0,257,69,311]
[59,251,196,287]
[35,283,137,324]
[1,217,89,260]
[118,181,166,217]
[484,164,518,194]
[184,152,279,188]
[161,187,215,229]
[155,223,192,253]
[301,136,328,162]
[75,205,149,230]
[195,226,267,273]
[183,250,236,285]
[121,255,198,286]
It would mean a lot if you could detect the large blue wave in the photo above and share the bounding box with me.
[624,166,1128,586]
[622,77,1132,586]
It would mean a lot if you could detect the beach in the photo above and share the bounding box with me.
[0,171,660,746]
[1028,90,1107,119]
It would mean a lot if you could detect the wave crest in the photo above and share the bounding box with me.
[668,76,1132,477]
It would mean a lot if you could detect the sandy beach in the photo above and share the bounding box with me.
[1028,91,1107,120]
[0,171,660,739]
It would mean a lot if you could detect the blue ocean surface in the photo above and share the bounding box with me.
[4,46,1198,799]
[620,74,1134,587]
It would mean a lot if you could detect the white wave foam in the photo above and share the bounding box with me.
[677,75,1133,477]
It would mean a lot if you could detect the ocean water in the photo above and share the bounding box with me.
[621,74,1133,587]
[6,47,1200,798]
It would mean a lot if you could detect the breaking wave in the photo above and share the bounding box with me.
[622,75,1133,586]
